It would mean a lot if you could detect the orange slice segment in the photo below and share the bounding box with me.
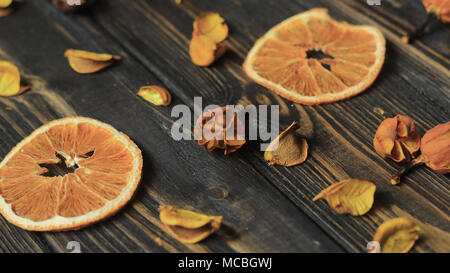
[244,8,386,105]
[0,117,142,231]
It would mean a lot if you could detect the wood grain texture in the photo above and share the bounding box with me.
[0,0,342,253]
[0,0,448,252]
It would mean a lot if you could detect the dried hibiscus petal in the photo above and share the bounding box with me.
[137,85,172,106]
[373,217,419,253]
[193,12,229,43]
[0,61,30,96]
[64,49,121,74]
[313,179,376,216]
[264,122,308,167]
[194,106,245,155]
[189,35,227,67]
[159,206,222,244]
[373,115,420,163]
[391,121,449,184]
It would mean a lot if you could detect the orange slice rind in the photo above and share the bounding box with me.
[0,117,142,231]
[244,8,386,105]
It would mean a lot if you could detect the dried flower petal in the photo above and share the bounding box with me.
[64,49,121,74]
[159,206,222,244]
[373,217,419,253]
[189,35,227,67]
[0,61,29,96]
[175,0,182,4]
[194,106,245,155]
[137,85,172,106]
[373,115,420,163]
[391,121,450,184]
[423,0,450,23]
[403,0,450,43]
[0,7,12,17]
[420,121,450,174]
[0,0,13,18]
[0,0,12,8]
[193,12,229,43]
[264,122,308,167]
[313,179,376,216]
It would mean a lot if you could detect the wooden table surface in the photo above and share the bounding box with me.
[0,0,448,253]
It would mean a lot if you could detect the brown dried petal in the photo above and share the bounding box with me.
[420,121,450,173]
[195,106,245,154]
[373,217,419,253]
[64,49,121,74]
[137,86,172,106]
[264,122,308,167]
[373,115,420,162]
[159,206,222,244]
[313,179,376,216]
[423,0,450,23]
[0,5,13,18]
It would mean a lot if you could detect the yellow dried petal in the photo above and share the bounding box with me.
[175,0,182,4]
[189,35,227,67]
[264,122,308,166]
[313,179,376,216]
[159,206,222,244]
[373,217,419,253]
[137,85,171,106]
[64,49,121,74]
[0,61,28,96]
[193,12,229,43]
[0,0,12,8]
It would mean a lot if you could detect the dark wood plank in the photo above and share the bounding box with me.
[0,0,342,253]
[62,0,450,253]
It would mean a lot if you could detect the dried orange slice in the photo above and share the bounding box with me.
[244,8,386,105]
[0,117,142,231]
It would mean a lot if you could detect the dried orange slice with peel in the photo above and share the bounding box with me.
[244,8,386,105]
[0,117,142,231]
